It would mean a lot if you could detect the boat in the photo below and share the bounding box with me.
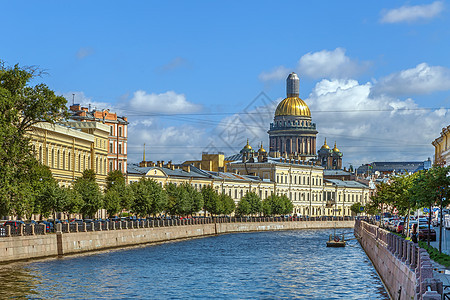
[326,234,346,247]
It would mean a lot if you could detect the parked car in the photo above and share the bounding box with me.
[395,221,405,233]
[38,221,54,233]
[418,224,436,241]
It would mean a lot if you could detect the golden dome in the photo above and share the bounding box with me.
[275,97,311,117]
[321,138,330,149]
[259,142,266,153]
[333,142,340,152]
[244,139,252,150]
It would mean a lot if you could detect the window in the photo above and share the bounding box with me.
[118,162,122,171]
[110,142,113,153]
[57,150,60,169]
[235,189,237,199]
[277,175,279,183]
[39,146,42,163]
[265,190,268,199]
[118,143,122,154]
[118,126,122,137]
[83,155,86,171]
[68,152,71,170]
[78,154,81,171]
[51,149,55,168]
[109,161,113,172]
[96,157,98,173]
[110,126,113,135]
[63,151,66,170]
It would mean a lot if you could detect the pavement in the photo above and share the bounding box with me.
[426,226,450,297]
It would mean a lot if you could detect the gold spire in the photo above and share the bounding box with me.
[244,138,252,150]
[333,141,340,152]
[321,138,330,149]
[143,143,146,161]
[259,142,266,153]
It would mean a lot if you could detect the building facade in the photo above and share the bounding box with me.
[317,139,343,169]
[29,121,109,187]
[432,125,450,167]
[69,104,128,174]
[268,73,318,160]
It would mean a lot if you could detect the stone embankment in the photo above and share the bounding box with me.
[355,219,443,300]
[0,218,354,263]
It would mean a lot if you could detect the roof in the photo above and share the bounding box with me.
[324,179,369,188]
[324,170,351,176]
[127,163,211,179]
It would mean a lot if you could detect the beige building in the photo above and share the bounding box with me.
[29,121,109,187]
[432,125,450,167]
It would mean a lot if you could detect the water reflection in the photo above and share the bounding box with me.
[0,229,388,299]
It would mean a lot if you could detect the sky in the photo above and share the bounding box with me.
[2,1,450,168]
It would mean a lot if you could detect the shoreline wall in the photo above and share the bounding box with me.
[355,219,443,300]
[0,220,353,263]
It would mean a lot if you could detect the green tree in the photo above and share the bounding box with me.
[279,195,294,215]
[106,170,125,191]
[165,183,190,216]
[73,170,103,218]
[103,189,122,218]
[350,202,362,215]
[183,183,204,216]
[242,192,262,216]
[236,197,251,216]
[130,178,167,217]
[219,193,235,216]
[0,62,68,217]
[262,196,273,216]
[202,185,220,216]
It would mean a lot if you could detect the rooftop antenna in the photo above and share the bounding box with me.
[72,93,75,105]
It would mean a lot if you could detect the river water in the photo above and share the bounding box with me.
[0,229,388,299]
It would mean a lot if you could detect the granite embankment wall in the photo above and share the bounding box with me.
[355,220,443,300]
[0,220,353,263]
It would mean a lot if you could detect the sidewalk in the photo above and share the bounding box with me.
[431,259,450,297]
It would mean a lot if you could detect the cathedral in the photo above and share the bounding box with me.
[266,72,343,169]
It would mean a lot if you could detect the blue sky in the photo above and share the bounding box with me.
[2,1,450,167]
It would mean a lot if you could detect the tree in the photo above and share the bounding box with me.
[279,195,294,215]
[103,189,122,218]
[106,170,125,191]
[410,166,450,250]
[242,192,262,216]
[165,183,190,216]
[0,62,68,217]
[202,185,220,216]
[350,202,362,215]
[130,178,167,217]
[183,183,204,216]
[262,194,293,216]
[219,193,235,216]
[236,198,251,216]
[73,170,103,218]
[262,197,273,216]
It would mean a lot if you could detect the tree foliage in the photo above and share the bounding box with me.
[130,178,167,217]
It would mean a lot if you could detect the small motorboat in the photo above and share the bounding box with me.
[326,234,346,247]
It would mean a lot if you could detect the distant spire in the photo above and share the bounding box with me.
[143,143,146,161]
[286,72,299,97]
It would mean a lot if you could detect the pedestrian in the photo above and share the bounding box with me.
[411,223,418,243]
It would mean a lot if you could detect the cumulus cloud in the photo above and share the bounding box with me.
[76,47,94,60]
[258,48,370,82]
[306,79,448,166]
[128,90,202,114]
[380,1,444,24]
[297,48,370,79]
[372,63,450,96]
[258,66,290,81]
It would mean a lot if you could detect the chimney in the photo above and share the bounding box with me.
[182,165,191,173]
[157,161,162,168]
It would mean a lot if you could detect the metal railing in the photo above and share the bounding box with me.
[0,216,355,238]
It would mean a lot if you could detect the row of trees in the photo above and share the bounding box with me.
[366,165,450,252]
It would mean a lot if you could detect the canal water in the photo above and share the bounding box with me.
[0,229,388,299]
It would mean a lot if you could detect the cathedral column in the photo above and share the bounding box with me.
[289,138,293,155]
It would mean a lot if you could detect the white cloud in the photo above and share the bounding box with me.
[372,63,450,96]
[380,1,444,24]
[297,48,370,79]
[258,66,290,81]
[128,90,202,114]
[76,47,94,60]
[306,79,448,166]
[258,48,370,82]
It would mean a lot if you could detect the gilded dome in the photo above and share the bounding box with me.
[275,97,311,117]
[258,143,266,153]
[333,142,340,153]
[240,139,254,153]
[321,138,330,149]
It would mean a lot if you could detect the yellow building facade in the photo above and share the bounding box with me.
[432,125,450,167]
[29,121,109,187]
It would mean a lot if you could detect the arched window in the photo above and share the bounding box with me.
[51,149,55,168]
